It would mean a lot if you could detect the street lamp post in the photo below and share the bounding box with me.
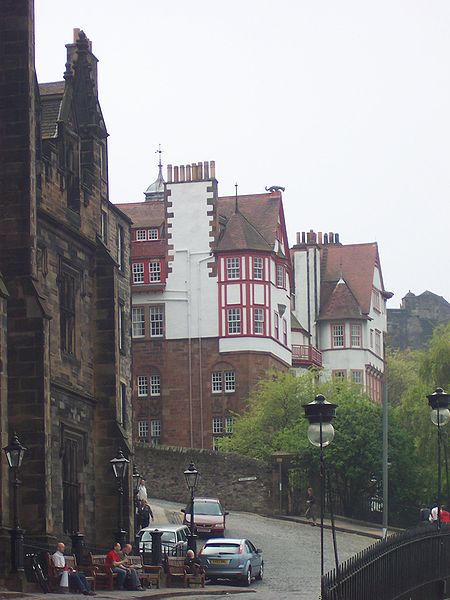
[110,448,129,547]
[3,433,27,573]
[132,466,141,552]
[427,387,450,528]
[303,394,337,587]
[184,461,199,554]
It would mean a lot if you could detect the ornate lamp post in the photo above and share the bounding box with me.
[3,433,27,573]
[184,461,199,554]
[132,466,141,552]
[303,394,337,586]
[110,448,129,546]
[427,387,450,527]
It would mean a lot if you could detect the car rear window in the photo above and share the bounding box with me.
[141,531,176,544]
[202,543,240,555]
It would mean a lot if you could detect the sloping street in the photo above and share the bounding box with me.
[152,498,374,600]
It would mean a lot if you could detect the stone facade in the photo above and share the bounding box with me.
[0,1,133,574]
[387,290,450,350]
[133,336,285,449]
[135,445,274,515]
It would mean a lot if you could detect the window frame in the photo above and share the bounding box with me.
[331,323,345,348]
[149,305,164,338]
[212,417,223,434]
[132,306,145,338]
[224,371,236,393]
[276,264,285,288]
[212,372,223,393]
[253,257,263,280]
[136,229,147,241]
[138,420,149,439]
[227,308,241,335]
[332,369,347,382]
[226,257,240,280]
[351,370,364,385]
[149,260,161,283]
[350,322,362,348]
[254,307,264,335]
[137,376,149,397]
[133,262,145,284]
[148,228,159,240]
[150,419,161,438]
[150,374,161,397]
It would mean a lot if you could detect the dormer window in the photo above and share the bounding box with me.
[148,228,159,240]
[136,229,147,241]
[226,257,240,280]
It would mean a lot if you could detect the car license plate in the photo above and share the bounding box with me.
[210,559,228,564]
[197,526,210,532]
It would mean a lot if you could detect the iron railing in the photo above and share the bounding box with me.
[322,523,450,600]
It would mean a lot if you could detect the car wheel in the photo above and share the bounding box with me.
[244,566,252,586]
[256,561,264,581]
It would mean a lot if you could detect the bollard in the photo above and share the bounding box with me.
[150,530,163,566]
[70,532,85,566]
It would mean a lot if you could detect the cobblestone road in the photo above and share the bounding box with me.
[152,498,373,600]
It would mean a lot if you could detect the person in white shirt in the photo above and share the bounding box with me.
[137,478,148,503]
[52,542,95,596]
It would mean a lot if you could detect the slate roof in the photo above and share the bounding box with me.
[39,81,65,139]
[115,201,165,227]
[319,243,380,318]
[217,192,281,252]
[319,278,364,320]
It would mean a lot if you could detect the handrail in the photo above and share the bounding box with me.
[322,523,450,600]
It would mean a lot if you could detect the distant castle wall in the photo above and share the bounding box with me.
[387,291,450,350]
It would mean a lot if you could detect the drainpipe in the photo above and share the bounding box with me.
[174,249,193,447]
[196,253,213,450]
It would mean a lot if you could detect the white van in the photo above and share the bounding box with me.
[138,524,190,556]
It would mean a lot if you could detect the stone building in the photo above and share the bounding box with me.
[0,1,133,572]
[387,290,450,350]
[117,164,292,449]
[291,230,392,402]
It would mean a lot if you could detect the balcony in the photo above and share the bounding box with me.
[291,344,322,368]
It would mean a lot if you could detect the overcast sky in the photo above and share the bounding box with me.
[34,1,450,307]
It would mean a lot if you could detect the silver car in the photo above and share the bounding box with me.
[138,524,190,556]
[198,538,263,586]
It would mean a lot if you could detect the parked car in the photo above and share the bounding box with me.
[138,524,190,556]
[182,497,228,537]
[198,538,263,586]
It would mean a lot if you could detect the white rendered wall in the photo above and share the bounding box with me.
[219,336,292,366]
[162,180,218,339]
[292,247,320,347]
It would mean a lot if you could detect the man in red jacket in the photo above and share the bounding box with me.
[105,543,128,590]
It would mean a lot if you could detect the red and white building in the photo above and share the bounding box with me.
[117,161,292,449]
[291,230,392,402]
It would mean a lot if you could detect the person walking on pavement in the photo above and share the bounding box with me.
[139,499,154,528]
[137,478,148,503]
[305,487,317,526]
[52,542,96,595]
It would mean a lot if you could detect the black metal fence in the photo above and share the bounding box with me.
[322,523,450,600]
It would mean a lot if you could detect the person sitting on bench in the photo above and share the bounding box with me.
[52,542,96,596]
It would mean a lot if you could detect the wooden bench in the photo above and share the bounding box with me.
[46,553,97,592]
[165,556,204,588]
[89,554,117,590]
[123,555,162,589]
[166,556,187,587]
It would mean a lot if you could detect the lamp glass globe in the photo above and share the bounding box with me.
[431,408,450,427]
[307,422,335,447]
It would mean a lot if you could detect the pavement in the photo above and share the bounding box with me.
[275,512,401,539]
[0,588,255,600]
